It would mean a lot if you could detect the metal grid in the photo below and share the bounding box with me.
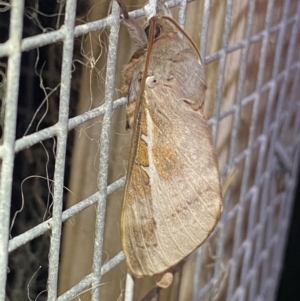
[0,0,300,300]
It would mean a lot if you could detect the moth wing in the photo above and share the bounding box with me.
[121,85,222,277]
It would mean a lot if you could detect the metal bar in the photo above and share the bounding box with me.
[0,0,195,58]
[204,14,297,64]
[91,2,120,300]
[8,177,126,252]
[0,3,296,61]
[9,97,127,154]
[227,0,275,299]
[47,0,77,299]
[57,252,125,301]
[192,247,204,300]
[2,55,297,158]
[214,0,257,287]
[228,0,256,168]
[178,0,188,27]
[124,273,134,301]
[200,0,211,62]
[0,0,25,299]
[211,0,234,145]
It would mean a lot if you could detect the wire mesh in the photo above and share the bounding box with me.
[0,0,300,300]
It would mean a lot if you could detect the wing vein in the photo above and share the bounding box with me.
[153,117,218,220]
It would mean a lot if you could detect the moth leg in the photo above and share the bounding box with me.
[126,101,136,129]
[156,271,174,288]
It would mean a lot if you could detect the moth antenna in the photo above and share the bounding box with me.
[116,0,148,48]
[139,17,157,95]
[122,18,158,185]
[161,15,203,64]
[131,17,157,133]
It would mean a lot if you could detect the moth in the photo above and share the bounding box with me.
[118,0,223,288]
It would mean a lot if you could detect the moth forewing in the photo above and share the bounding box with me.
[119,3,222,287]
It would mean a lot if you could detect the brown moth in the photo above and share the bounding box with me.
[118,0,223,288]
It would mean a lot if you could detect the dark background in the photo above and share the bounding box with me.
[276,172,300,301]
